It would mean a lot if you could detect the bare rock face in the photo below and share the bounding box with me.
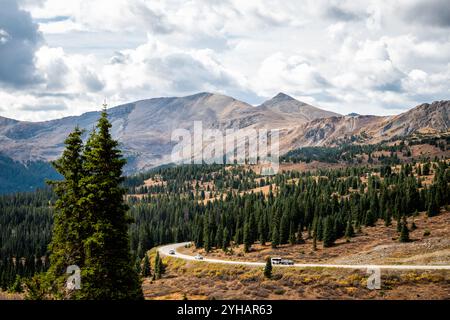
[381,101,449,136]
[259,92,340,123]
[0,93,448,174]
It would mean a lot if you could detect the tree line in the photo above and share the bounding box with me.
[128,160,449,256]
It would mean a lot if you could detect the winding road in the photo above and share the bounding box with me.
[159,242,450,270]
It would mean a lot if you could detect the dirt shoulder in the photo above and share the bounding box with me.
[143,251,450,300]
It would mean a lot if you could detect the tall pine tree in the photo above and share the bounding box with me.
[78,108,142,299]
[46,127,86,299]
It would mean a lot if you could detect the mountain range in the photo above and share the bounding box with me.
[0,93,448,179]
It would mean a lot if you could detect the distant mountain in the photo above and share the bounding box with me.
[259,93,340,123]
[280,100,449,152]
[0,153,60,194]
[0,92,340,174]
[0,93,448,194]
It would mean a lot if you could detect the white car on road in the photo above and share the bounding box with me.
[169,249,175,255]
[195,254,204,260]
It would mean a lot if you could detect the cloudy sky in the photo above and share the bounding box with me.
[0,0,449,121]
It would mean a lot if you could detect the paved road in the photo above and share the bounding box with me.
[159,242,450,270]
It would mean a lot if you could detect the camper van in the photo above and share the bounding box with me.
[271,257,294,265]
[271,257,282,265]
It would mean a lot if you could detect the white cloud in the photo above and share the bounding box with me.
[1,0,449,121]
[102,37,249,100]
[0,29,10,44]
[255,52,329,97]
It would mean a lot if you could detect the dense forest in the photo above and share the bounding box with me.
[127,160,449,257]
[0,155,449,292]
[0,189,54,290]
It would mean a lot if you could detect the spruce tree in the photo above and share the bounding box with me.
[399,216,410,243]
[384,209,392,226]
[264,257,272,279]
[243,221,251,253]
[134,257,141,275]
[203,214,211,252]
[427,189,440,217]
[154,251,165,279]
[222,227,230,252]
[365,209,376,227]
[78,109,143,299]
[279,213,290,244]
[344,219,354,240]
[296,224,305,244]
[271,214,280,248]
[322,217,335,248]
[46,127,86,299]
[142,254,151,277]
[258,214,267,245]
[288,222,296,245]
[154,251,161,279]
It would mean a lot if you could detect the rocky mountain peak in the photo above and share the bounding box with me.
[271,92,296,102]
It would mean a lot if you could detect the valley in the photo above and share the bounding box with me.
[0,94,448,300]
[2,0,449,306]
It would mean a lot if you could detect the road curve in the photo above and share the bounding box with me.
[158,242,450,270]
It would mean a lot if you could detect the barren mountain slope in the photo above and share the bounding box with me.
[0,94,448,173]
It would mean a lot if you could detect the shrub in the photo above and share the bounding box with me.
[274,289,285,295]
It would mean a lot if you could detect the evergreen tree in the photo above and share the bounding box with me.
[264,257,272,279]
[296,224,305,244]
[258,213,267,245]
[243,221,251,253]
[154,251,165,280]
[203,215,211,252]
[279,213,290,244]
[134,257,141,275]
[399,216,410,243]
[396,216,402,232]
[344,219,354,240]
[141,254,151,277]
[384,209,392,226]
[427,189,440,217]
[271,214,280,248]
[288,222,296,245]
[322,217,335,248]
[312,232,317,251]
[158,254,165,277]
[365,209,376,227]
[222,227,230,252]
[45,127,87,299]
[78,109,143,299]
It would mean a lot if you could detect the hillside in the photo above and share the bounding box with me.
[0,153,60,193]
[1,156,449,298]
[0,94,448,194]
[280,101,450,153]
[144,210,450,300]
[0,92,341,174]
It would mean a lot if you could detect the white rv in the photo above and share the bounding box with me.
[271,257,294,265]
